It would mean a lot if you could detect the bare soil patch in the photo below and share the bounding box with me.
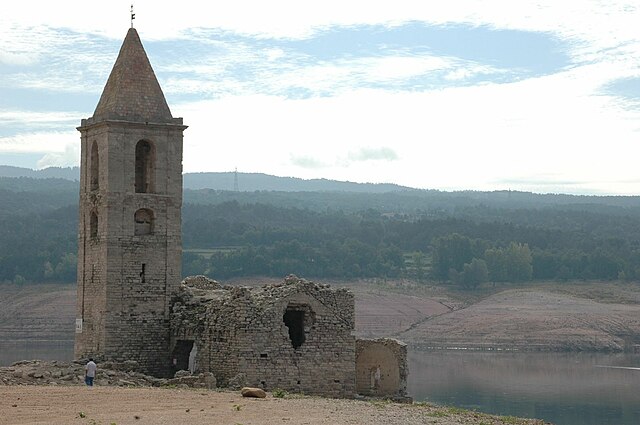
[349,283,453,337]
[0,386,549,425]
[0,284,75,342]
[399,285,640,351]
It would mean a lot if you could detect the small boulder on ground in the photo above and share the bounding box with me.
[174,370,191,378]
[241,387,266,398]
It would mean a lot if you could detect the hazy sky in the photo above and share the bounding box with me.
[1,1,640,195]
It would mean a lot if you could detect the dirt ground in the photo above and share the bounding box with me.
[0,386,549,425]
[2,280,640,353]
[399,283,640,351]
[0,284,75,341]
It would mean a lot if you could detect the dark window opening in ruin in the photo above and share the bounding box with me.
[135,140,155,193]
[140,263,146,283]
[260,353,268,358]
[90,211,98,239]
[134,208,154,235]
[90,140,99,191]
[283,307,306,349]
[171,340,194,372]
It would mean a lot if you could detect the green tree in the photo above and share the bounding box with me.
[505,242,532,282]
[450,258,489,289]
[484,242,532,282]
[462,258,489,288]
[485,247,507,282]
[431,234,473,281]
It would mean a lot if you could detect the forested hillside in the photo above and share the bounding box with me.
[0,166,408,192]
[0,166,79,180]
[2,175,640,286]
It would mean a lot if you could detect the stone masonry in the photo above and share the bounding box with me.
[75,27,186,377]
[171,275,356,397]
[355,338,409,400]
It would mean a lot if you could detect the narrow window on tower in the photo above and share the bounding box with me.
[90,211,98,239]
[134,208,154,235]
[135,140,155,193]
[90,140,99,191]
[140,263,146,283]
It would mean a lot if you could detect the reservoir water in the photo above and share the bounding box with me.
[2,341,639,425]
[409,349,640,425]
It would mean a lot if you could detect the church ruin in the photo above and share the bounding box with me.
[74,26,408,399]
[172,275,356,397]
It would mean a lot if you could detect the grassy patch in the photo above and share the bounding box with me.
[368,399,393,409]
[271,388,287,398]
[447,406,470,415]
[500,416,525,424]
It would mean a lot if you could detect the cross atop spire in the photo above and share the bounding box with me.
[130,4,136,28]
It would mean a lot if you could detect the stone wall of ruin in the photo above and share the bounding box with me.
[171,276,356,397]
[355,338,409,399]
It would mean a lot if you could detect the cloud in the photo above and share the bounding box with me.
[0,24,117,95]
[0,110,79,126]
[347,147,398,162]
[0,131,77,154]
[0,126,79,169]
[290,155,328,169]
[0,1,636,45]
[3,1,640,195]
[36,142,79,169]
[172,62,640,194]
[1,4,630,100]
[261,54,496,96]
[0,50,39,66]
[603,77,640,103]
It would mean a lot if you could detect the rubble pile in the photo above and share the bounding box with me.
[0,360,214,389]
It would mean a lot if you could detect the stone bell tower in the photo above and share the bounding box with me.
[75,27,186,376]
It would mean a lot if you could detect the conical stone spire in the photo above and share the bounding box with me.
[92,28,173,124]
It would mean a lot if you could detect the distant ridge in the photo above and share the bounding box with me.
[184,172,411,193]
[3,165,640,214]
[0,165,80,180]
[0,166,410,193]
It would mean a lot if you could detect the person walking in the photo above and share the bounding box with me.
[85,358,97,386]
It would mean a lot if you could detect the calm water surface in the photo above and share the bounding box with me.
[409,349,640,425]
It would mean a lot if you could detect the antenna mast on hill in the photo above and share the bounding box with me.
[130,4,136,28]
[234,167,239,192]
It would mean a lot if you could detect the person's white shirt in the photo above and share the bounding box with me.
[85,360,97,378]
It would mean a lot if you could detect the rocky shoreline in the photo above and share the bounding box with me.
[0,359,216,389]
[0,359,553,425]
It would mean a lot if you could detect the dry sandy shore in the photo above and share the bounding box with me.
[0,386,549,425]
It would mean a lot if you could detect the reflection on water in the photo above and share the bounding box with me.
[0,340,73,366]
[409,350,640,425]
